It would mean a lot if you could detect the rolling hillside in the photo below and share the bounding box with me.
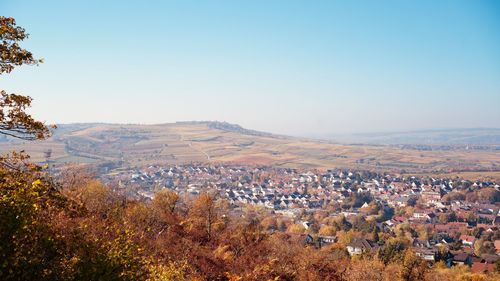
[1,121,499,174]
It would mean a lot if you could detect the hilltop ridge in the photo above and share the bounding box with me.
[1,122,499,175]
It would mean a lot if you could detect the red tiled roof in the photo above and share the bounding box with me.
[460,235,476,243]
[471,262,494,274]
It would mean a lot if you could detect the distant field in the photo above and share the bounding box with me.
[408,171,500,182]
[0,122,499,177]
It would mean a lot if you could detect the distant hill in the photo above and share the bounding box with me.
[176,121,277,138]
[327,128,500,145]
[1,122,500,174]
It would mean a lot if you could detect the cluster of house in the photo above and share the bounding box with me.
[299,221,499,273]
[106,164,498,212]
[295,209,499,273]
[103,164,500,272]
[339,235,500,274]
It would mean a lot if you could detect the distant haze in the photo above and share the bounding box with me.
[315,128,500,145]
[1,0,499,136]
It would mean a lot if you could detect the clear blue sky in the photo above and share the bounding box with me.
[1,0,499,136]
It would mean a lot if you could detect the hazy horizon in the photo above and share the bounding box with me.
[51,121,500,143]
[53,120,500,133]
[2,0,499,136]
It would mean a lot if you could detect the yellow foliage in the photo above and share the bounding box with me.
[287,223,305,234]
[147,261,190,281]
[318,225,336,236]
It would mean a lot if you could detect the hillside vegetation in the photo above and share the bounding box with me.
[1,122,500,176]
[1,165,499,281]
[1,15,499,281]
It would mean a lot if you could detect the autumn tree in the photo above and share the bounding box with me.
[126,189,181,241]
[0,16,50,143]
[260,215,278,231]
[398,250,428,281]
[345,257,385,281]
[186,192,227,242]
[319,225,336,236]
[0,159,67,280]
[0,17,148,281]
[0,17,61,280]
[477,188,500,204]
[379,237,409,264]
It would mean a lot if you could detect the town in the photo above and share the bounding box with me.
[101,163,500,274]
[2,1,500,279]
